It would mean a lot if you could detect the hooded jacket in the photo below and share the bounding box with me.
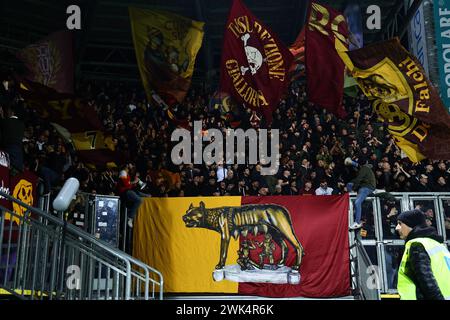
[351,164,376,190]
[403,225,446,300]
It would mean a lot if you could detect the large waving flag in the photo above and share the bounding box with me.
[337,38,450,162]
[129,7,204,104]
[220,0,293,123]
[134,195,350,297]
[17,31,73,94]
[306,2,349,118]
[19,80,118,166]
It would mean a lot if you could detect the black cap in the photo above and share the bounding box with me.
[397,209,426,228]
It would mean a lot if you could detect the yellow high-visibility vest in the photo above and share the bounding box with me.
[398,237,450,300]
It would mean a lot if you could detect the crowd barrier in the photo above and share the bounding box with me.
[38,192,131,252]
[349,192,450,295]
[0,190,162,300]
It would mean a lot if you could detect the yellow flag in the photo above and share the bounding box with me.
[129,7,204,103]
[134,197,240,293]
[394,136,426,163]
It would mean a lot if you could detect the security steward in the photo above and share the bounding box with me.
[395,209,450,300]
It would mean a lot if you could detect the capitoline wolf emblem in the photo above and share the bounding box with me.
[182,201,304,284]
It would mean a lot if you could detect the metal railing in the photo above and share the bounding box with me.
[0,190,163,300]
[349,191,450,296]
[38,191,132,253]
[351,239,381,300]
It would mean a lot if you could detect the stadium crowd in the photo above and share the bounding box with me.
[1,74,450,200]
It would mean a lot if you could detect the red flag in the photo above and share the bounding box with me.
[306,2,349,118]
[19,79,102,132]
[290,27,306,62]
[17,31,73,94]
[289,26,306,80]
[220,0,293,123]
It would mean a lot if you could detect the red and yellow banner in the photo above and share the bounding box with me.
[306,2,349,118]
[219,0,293,123]
[0,159,38,227]
[133,195,350,298]
[0,165,37,248]
[19,80,118,166]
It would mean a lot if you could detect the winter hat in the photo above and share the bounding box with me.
[397,209,426,228]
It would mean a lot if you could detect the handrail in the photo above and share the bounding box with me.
[21,190,164,298]
[1,191,136,265]
[355,239,374,270]
[349,191,450,197]
[0,190,163,300]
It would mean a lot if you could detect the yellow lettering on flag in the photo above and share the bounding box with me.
[335,38,430,162]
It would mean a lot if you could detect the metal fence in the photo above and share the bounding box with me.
[38,191,132,253]
[349,192,450,296]
[350,239,381,300]
[0,190,163,300]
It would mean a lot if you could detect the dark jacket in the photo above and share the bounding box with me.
[403,225,446,300]
[0,116,25,147]
[411,179,432,193]
[377,172,393,192]
[351,164,376,190]
[0,116,25,170]
[433,183,450,192]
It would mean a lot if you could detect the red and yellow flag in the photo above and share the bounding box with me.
[219,0,293,124]
[19,80,118,166]
[133,195,350,298]
[337,38,450,162]
[0,168,39,226]
[306,2,349,118]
